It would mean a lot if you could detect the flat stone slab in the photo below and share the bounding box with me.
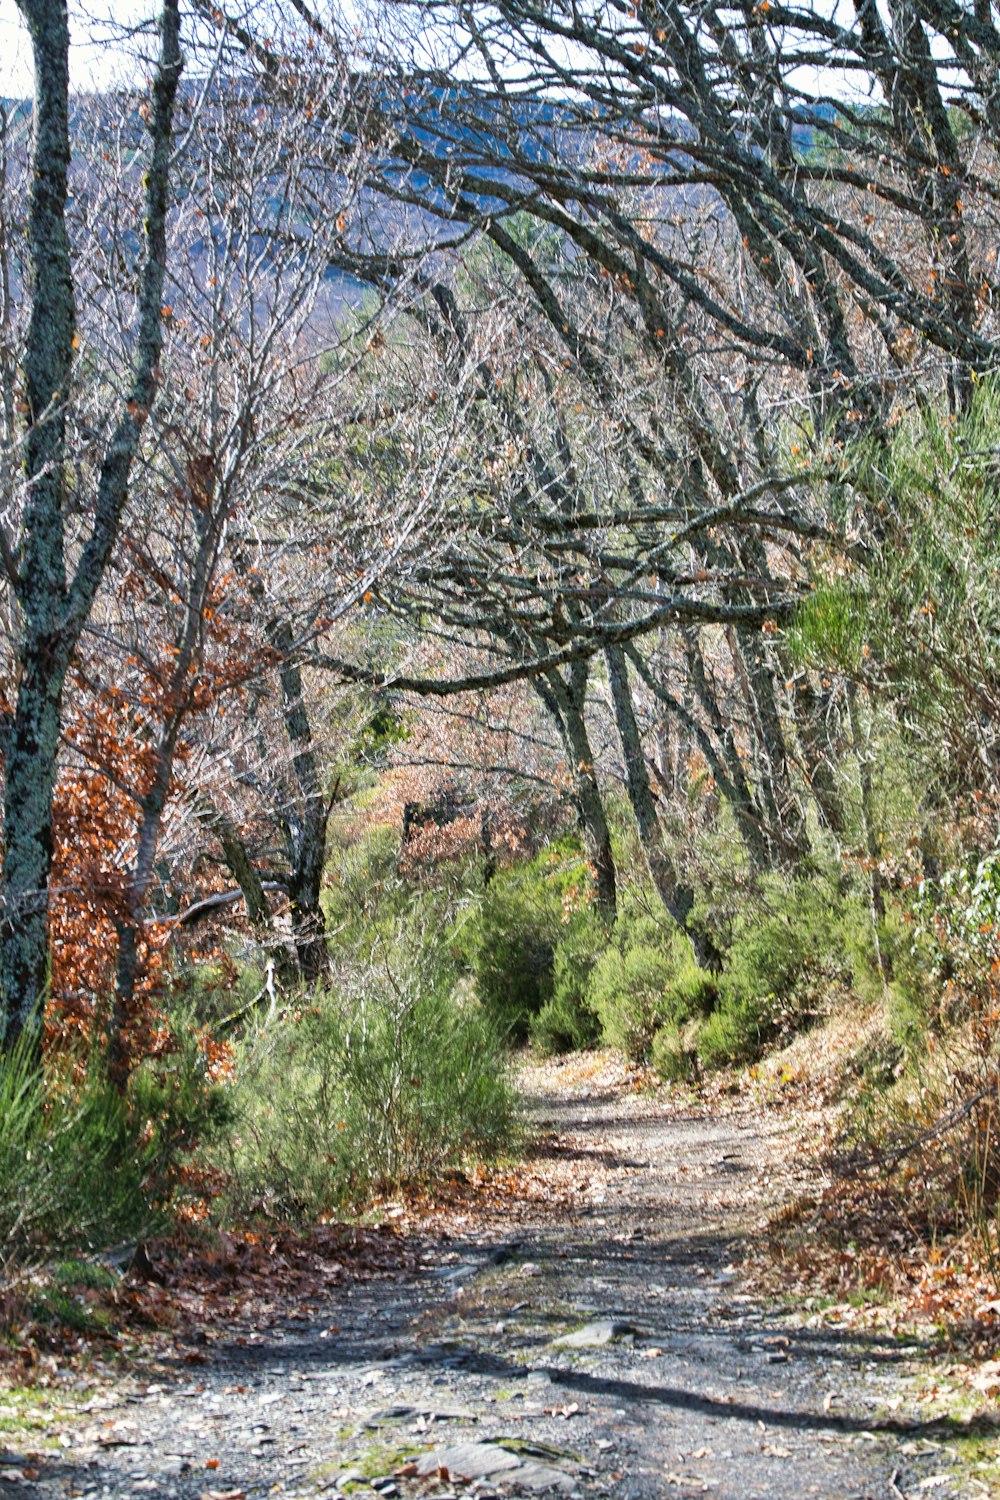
[414,1441,575,1492]
[415,1442,522,1480]
[509,1459,577,1493]
[363,1404,415,1428]
[552,1317,635,1349]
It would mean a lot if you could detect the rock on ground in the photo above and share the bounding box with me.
[12,1063,978,1499]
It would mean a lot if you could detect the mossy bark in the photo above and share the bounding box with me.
[0,0,182,1054]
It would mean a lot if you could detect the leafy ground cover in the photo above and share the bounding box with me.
[742,1019,1000,1384]
[4,1046,1000,1498]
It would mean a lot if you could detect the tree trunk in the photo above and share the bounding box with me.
[109,456,224,1084]
[286,812,329,984]
[0,0,75,1055]
[606,644,717,968]
[272,624,330,985]
[727,625,809,865]
[681,634,773,869]
[848,682,890,982]
[0,0,181,1054]
[193,797,275,930]
[791,675,848,840]
[0,645,67,1056]
[541,660,617,922]
[110,753,173,1091]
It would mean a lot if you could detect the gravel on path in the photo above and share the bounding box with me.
[7,1065,981,1500]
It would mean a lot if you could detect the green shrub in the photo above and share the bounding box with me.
[651,1020,703,1082]
[670,967,720,1020]
[529,916,605,1055]
[686,867,874,1073]
[218,952,518,1219]
[129,1026,236,1186]
[682,865,887,1072]
[532,988,600,1056]
[723,868,852,1004]
[172,955,270,1029]
[882,907,939,1055]
[324,818,489,964]
[466,842,601,1041]
[585,903,717,1061]
[791,380,1000,798]
[586,940,679,1058]
[697,985,776,1069]
[324,821,409,942]
[569,867,880,1071]
[0,1031,229,1279]
[875,854,1000,1058]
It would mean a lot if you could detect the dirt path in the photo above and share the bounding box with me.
[8,1066,984,1499]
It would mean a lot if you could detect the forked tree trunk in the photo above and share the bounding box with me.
[0,0,181,1056]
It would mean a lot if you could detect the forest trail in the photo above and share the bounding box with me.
[9,1064,980,1500]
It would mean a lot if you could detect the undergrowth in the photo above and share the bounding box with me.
[216,947,519,1221]
[0,1028,230,1281]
